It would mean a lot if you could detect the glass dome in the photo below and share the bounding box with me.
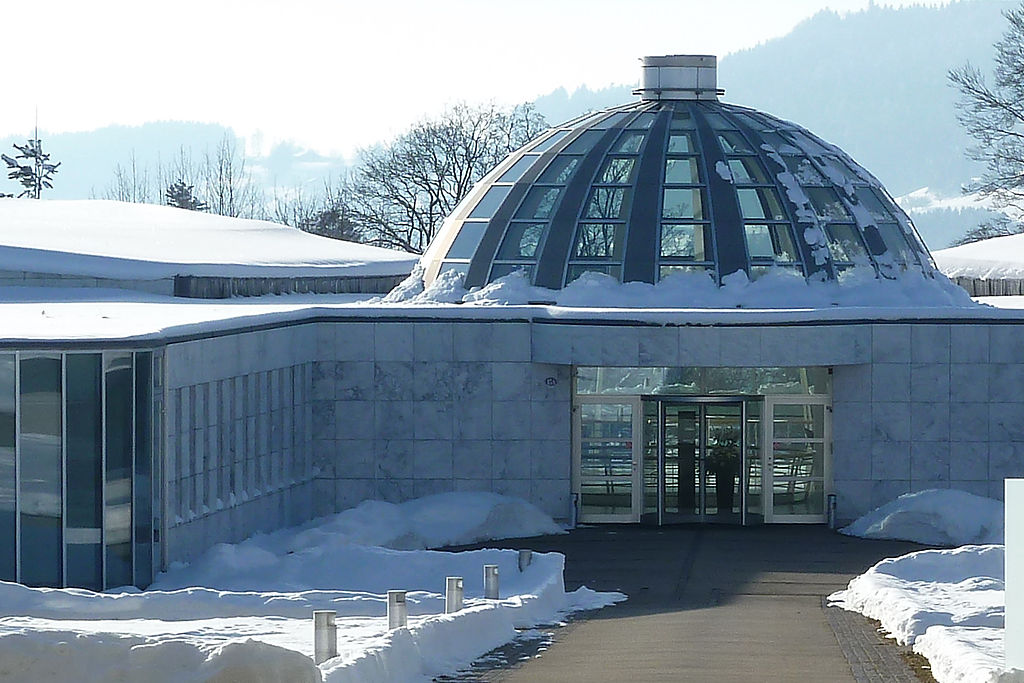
[421,56,935,291]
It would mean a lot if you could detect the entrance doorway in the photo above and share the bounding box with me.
[573,391,831,525]
[644,399,744,524]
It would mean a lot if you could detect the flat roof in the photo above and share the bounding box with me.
[0,199,417,279]
[1,287,1022,346]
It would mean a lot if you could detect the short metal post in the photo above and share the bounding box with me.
[445,576,464,614]
[313,610,337,664]
[387,590,408,629]
[827,493,838,530]
[518,549,533,572]
[484,564,500,599]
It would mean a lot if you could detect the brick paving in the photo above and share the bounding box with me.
[447,526,929,682]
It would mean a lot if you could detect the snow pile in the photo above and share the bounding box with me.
[841,489,1004,546]
[830,546,1018,683]
[935,232,1024,280]
[155,493,566,592]
[0,199,417,279]
[386,266,976,309]
[0,493,615,682]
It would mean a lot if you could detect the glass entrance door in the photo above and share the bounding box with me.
[763,396,830,523]
[575,397,641,523]
[657,401,743,524]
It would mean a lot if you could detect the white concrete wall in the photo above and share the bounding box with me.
[310,320,573,523]
[161,324,317,564]
[832,323,1024,522]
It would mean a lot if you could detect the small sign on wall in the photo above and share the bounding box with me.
[1008,479,1024,671]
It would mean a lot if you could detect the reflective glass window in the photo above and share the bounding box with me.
[515,186,562,220]
[631,113,657,128]
[661,223,709,260]
[105,353,133,589]
[468,186,511,219]
[564,130,604,154]
[445,221,488,259]
[704,112,733,129]
[439,262,469,279]
[826,224,869,262]
[784,156,825,185]
[717,131,753,154]
[663,189,704,220]
[738,188,786,221]
[744,224,799,262]
[585,187,631,220]
[66,354,103,590]
[528,129,568,152]
[567,263,622,283]
[728,157,770,184]
[665,158,700,184]
[19,355,62,587]
[538,156,580,184]
[496,155,537,183]
[490,263,534,280]
[877,223,915,265]
[593,112,630,129]
[134,353,153,588]
[0,354,14,582]
[497,222,545,259]
[855,187,896,222]
[573,223,625,258]
[806,187,851,221]
[667,133,694,153]
[614,131,646,154]
[660,265,714,280]
[670,111,695,129]
[598,157,637,184]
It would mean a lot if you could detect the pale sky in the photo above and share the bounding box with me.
[3,0,950,158]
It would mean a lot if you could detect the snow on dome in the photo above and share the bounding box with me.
[0,199,417,279]
[934,231,1024,280]
[410,55,962,308]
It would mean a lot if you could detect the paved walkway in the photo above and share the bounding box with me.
[460,526,927,682]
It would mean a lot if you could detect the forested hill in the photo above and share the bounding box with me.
[534,0,1012,199]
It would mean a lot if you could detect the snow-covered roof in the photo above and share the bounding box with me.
[934,232,1024,280]
[0,199,417,279]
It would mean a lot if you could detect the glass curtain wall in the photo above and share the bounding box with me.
[0,351,154,590]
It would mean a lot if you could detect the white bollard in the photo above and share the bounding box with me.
[446,576,464,614]
[484,564,500,599]
[518,549,533,572]
[313,610,338,665]
[1007,479,1024,671]
[387,590,408,630]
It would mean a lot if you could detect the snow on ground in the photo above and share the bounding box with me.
[935,231,1024,280]
[833,490,1022,683]
[0,199,417,278]
[0,493,621,683]
[840,489,1004,546]
[387,266,977,309]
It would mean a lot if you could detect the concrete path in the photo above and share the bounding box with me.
[464,526,925,682]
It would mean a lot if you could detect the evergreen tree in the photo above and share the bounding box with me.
[165,179,208,211]
[1,136,60,199]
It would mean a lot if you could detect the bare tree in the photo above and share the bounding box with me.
[105,151,156,204]
[201,136,264,219]
[347,102,547,253]
[950,2,1024,242]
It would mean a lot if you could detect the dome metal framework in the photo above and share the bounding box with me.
[422,57,935,291]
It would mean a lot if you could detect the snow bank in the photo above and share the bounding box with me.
[841,489,1004,546]
[155,492,565,592]
[0,493,617,682]
[0,199,416,278]
[829,545,1022,683]
[388,266,976,309]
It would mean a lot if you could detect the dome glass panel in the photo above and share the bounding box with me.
[423,81,937,290]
